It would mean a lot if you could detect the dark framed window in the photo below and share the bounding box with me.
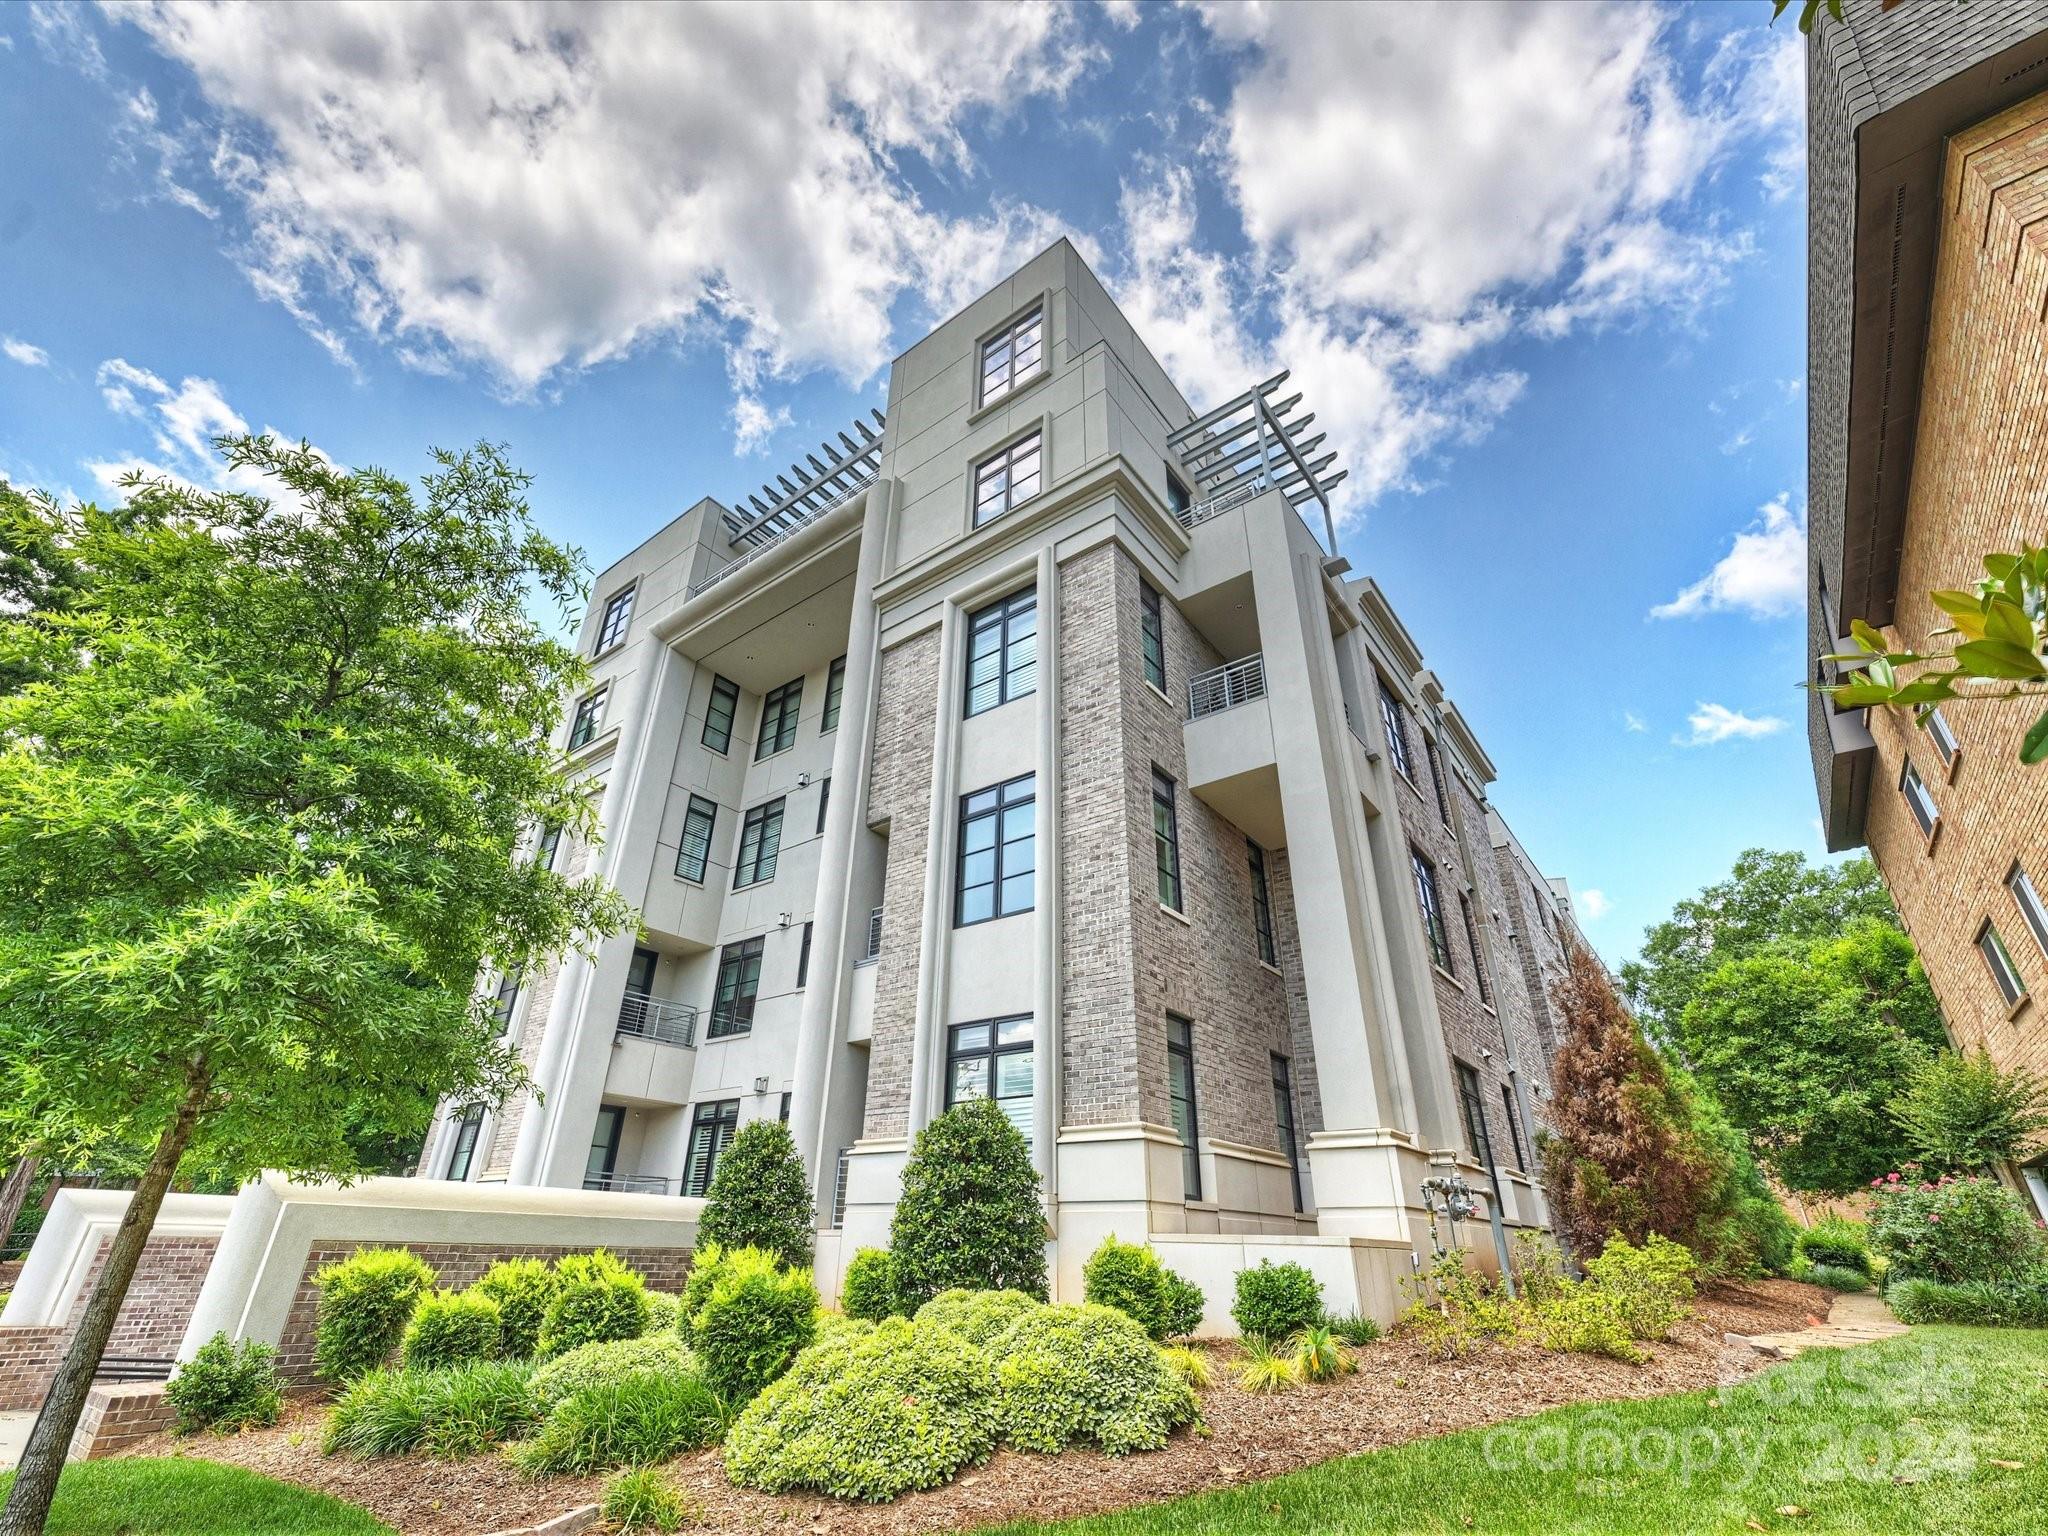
[709,937,765,1038]
[1271,1053,1303,1212]
[445,1105,484,1181]
[1167,1015,1201,1201]
[956,773,1036,925]
[1412,846,1451,973]
[682,1099,740,1197]
[703,674,740,754]
[946,1015,1035,1149]
[1459,892,1492,1006]
[595,586,635,653]
[583,1105,624,1189]
[974,431,1042,527]
[535,824,562,871]
[734,798,784,888]
[821,656,846,733]
[1454,1061,1496,1178]
[756,677,803,760]
[490,971,521,1033]
[1166,470,1191,520]
[796,922,813,990]
[1378,682,1413,781]
[676,795,717,883]
[1139,581,1166,692]
[1500,1084,1528,1172]
[1978,921,2028,1009]
[979,306,1043,405]
[2008,862,2048,964]
[1153,771,1182,911]
[1425,737,1452,825]
[1928,705,1959,768]
[779,1091,791,1123]
[568,685,608,750]
[816,777,831,835]
[1900,757,1940,839]
[965,587,1038,716]
[1248,840,1277,966]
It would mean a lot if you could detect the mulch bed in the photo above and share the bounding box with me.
[126,1280,1829,1536]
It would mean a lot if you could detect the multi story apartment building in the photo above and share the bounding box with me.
[421,239,1585,1298]
[1805,3,2048,1217]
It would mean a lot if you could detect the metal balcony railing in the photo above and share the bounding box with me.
[686,468,877,598]
[1178,481,1261,530]
[854,905,883,965]
[1187,654,1267,721]
[830,1147,852,1228]
[615,991,698,1048]
[581,1172,672,1194]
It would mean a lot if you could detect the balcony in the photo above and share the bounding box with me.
[1183,653,1283,849]
[858,905,883,965]
[581,1172,673,1195]
[616,992,698,1049]
[1187,654,1266,720]
[687,467,877,598]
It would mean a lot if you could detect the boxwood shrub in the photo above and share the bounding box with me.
[528,1333,697,1412]
[313,1247,438,1382]
[1081,1236,1206,1341]
[1797,1217,1872,1277]
[986,1303,1199,1456]
[687,1245,817,1403]
[538,1249,651,1358]
[889,1098,1046,1308]
[841,1247,900,1321]
[695,1119,815,1269]
[469,1257,560,1359]
[165,1332,282,1435]
[401,1289,502,1372]
[913,1287,1043,1346]
[1230,1261,1322,1342]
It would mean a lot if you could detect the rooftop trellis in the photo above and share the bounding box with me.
[723,408,887,549]
[1165,370,1346,552]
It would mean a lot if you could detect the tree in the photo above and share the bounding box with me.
[889,1097,1047,1307]
[1676,920,1944,1194]
[0,436,629,1536]
[696,1120,816,1270]
[1889,1050,2048,1176]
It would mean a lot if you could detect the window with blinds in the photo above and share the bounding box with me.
[964,587,1037,717]
[946,1015,1034,1150]
[682,1099,740,1196]
[676,795,717,883]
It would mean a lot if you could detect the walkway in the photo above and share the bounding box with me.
[1738,1289,1907,1359]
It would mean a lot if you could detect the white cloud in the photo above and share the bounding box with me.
[1577,888,1613,921]
[1099,0,1141,30]
[729,395,793,458]
[2,337,49,368]
[1623,710,1648,734]
[1677,702,1786,746]
[1651,492,1806,620]
[82,357,316,504]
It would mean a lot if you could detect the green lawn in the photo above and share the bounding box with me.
[0,1457,392,1535]
[983,1327,2048,1535]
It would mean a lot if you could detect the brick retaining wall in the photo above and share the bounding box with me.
[71,1381,179,1459]
[0,1233,217,1411]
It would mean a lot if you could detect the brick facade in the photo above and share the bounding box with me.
[0,1233,217,1411]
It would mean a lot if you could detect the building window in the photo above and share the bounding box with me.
[1454,1061,1496,1175]
[1928,705,1959,768]
[445,1105,484,1181]
[974,431,1042,528]
[1152,771,1183,912]
[965,587,1038,716]
[816,777,831,835]
[1425,736,1452,825]
[682,1099,740,1196]
[1460,892,1492,1006]
[583,1105,623,1189]
[490,971,521,1033]
[822,655,846,734]
[535,824,562,871]
[734,799,784,888]
[1248,840,1277,966]
[946,1015,1035,1150]
[1530,879,1552,940]
[1978,921,2028,1009]
[1378,682,1413,781]
[796,922,813,990]
[1165,470,1191,521]
[1271,1053,1303,1212]
[979,306,1043,405]
[595,586,635,653]
[1500,1084,1528,1172]
[1412,847,1452,973]
[709,937,765,1038]
[1167,1015,1201,1201]
[779,1091,791,1124]
[956,773,1036,926]
[2008,863,2048,964]
[756,677,803,761]
[676,795,717,884]
[567,685,609,750]
[1139,581,1167,692]
[703,675,741,754]
[1900,757,1940,839]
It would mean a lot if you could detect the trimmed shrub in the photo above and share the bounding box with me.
[987,1303,1198,1456]
[643,1291,682,1334]
[471,1258,560,1359]
[402,1289,503,1372]
[603,1467,698,1532]
[166,1333,282,1435]
[511,1373,726,1477]
[1083,1236,1169,1337]
[1528,1282,1643,1364]
[1581,1233,1695,1341]
[696,1119,815,1270]
[324,1362,538,1459]
[1806,1264,1870,1293]
[890,1097,1046,1308]
[1231,1261,1323,1342]
[914,1288,1043,1346]
[678,1240,728,1326]
[313,1248,438,1382]
[1797,1217,1872,1277]
[538,1249,651,1358]
[1159,1271,1206,1340]
[687,1245,818,1403]
[812,1313,876,1351]
[528,1333,696,1413]
[1887,1274,2048,1328]
[841,1247,900,1321]
[1869,1170,2045,1284]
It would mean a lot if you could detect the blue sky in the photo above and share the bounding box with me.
[0,1,1818,966]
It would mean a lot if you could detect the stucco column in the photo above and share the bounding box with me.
[1031,544,1063,1200]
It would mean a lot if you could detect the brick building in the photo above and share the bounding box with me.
[1805,3,2048,1216]
[421,239,1587,1296]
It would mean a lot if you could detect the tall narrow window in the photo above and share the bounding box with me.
[1425,737,1453,825]
[2008,862,2048,964]
[703,675,740,753]
[445,1105,484,1181]
[676,795,717,883]
[979,306,1043,404]
[1153,771,1183,911]
[1500,1084,1528,1172]
[1978,921,2028,1009]
[595,586,635,653]
[815,777,831,835]
[821,655,846,733]
[1412,846,1451,973]
[964,587,1037,716]
[734,799,784,888]
[1928,705,1959,768]
[779,1092,791,1123]
[583,1105,624,1190]
[490,971,521,1033]
[682,1099,740,1196]
[756,677,803,760]
[1900,757,1940,839]
[1459,892,1492,1006]
[1139,581,1167,692]
[709,937,765,1038]
[1271,1053,1303,1212]
[796,922,813,990]
[1165,470,1191,521]
[1454,1061,1495,1178]
[535,824,562,871]
[1248,840,1277,965]
[974,431,1042,527]
[1167,1015,1201,1201]
[568,685,609,750]
[956,773,1036,925]
[947,1015,1036,1150]
[1378,682,1413,780]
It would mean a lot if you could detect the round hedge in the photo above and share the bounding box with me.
[538,1249,651,1358]
[1230,1260,1322,1341]
[312,1247,438,1383]
[401,1289,502,1372]
[528,1332,697,1412]
[913,1288,1043,1346]
[986,1303,1198,1456]
[841,1248,900,1322]
[687,1245,818,1403]
[469,1257,560,1359]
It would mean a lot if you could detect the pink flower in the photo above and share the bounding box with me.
[1871,1179,1883,1188]
[1927,1214,1941,1223]
[1887,1173,1901,1183]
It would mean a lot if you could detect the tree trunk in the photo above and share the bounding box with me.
[0,1059,209,1536]
[0,1155,38,1257]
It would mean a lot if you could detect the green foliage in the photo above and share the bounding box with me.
[889,1097,1046,1308]
[538,1249,650,1359]
[165,1333,282,1435]
[1770,0,1844,37]
[724,1316,1002,1502]
[469,1258,560,1360]
[685,1245,817,1403]
[643,1291,681,1334]
[1235,1334,1299,1393]
[1399,1254,1525,1359]
[323,1362,538,1459]
[986,1303,1199,1456]
[1078,1238,1204,1340]
[913,1287,1044,1346]
[1889,1050,2048,1176]
[1402,1237,1696,1368]
[1159,1344,1212,1388]
[313,1248,438,1383]
[1680,1080,1799,1278]
[1797,1216,1872,1277]
[510,1373,725,1477]
[840,1247,901,1321]
[1158,1270,1206,1340]
[526,1333,696,1413]
[401,1289,502,1372]
[1527,1282,1643,1364]
[1805,1264,1870,1293]
[1868,1170,2046,1285]
[1325,1314,1381,1346]
[677,1240,727,1326]
[1230,1261,1323,1342]
[695,1119,815,1269]
[1292,1325,1350,1383]
[1582,1232,1696,1342]
[601,1468,697,1532]
[1886,1274,2048,1328]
